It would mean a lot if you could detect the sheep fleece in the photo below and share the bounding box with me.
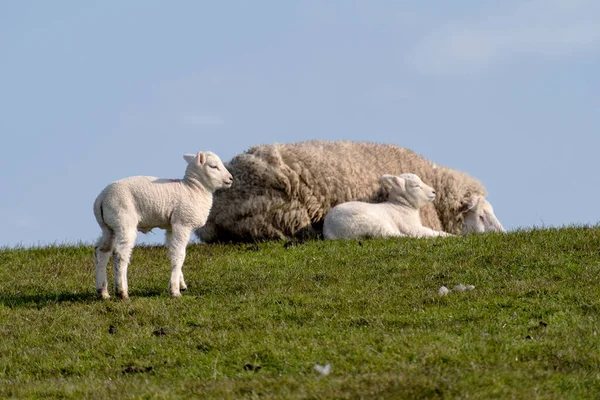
[197,140,487,242]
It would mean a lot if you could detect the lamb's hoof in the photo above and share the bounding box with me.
[97,289,110,300]
[117,292,130,301]
[180,284,188,292]
[170,291,182,298]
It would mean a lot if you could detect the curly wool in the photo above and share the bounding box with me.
[198,140,487,242]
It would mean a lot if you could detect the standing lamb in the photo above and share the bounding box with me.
[196,140,504,243]
[93,151,233,299]
[323,173,454,240]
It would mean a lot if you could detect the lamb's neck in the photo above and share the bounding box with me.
[385,202,421,226]
[181,176,212,197]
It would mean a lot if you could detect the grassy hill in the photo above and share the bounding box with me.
[1,227,599,399]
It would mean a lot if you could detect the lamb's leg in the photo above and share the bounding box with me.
[434,230,455,237]
[166,226,192,297]
[416,227,455,238]
[94,227,114,300]
[113,227,137,300]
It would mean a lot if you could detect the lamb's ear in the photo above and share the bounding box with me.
[196,151,206,165]
[184,152,206,165]
[183,154,196,164]
[379,174,395,186]
[391,176,406,191]
[380,174,397,186]
[381,174,405,191]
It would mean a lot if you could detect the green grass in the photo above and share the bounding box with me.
[1,226,600,399]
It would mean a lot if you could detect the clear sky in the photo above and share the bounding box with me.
[1,1,599,247]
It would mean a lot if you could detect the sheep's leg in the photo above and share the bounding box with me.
[113,228,137,300]
[94,227,114,300]
[166,226,191,297]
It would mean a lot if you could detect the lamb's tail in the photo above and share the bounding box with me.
[93,195,113,234]
[93,196,105,225]
[93,194,116,251]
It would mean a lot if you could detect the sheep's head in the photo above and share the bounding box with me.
[381,173,436,209]
[184,151,233,192]
[460,195,505,234]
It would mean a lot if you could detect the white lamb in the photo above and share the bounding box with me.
[323,173,453,240]
[93,151,233,299]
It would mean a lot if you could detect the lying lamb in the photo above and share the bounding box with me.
[93,151,233,299]
[197,140,505,243]
[323,173,453,239]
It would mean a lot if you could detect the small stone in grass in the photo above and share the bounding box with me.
[453,284,475,292]
[314,363,332,376]
[438,286,451,296]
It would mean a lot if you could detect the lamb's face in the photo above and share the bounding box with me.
[400,173,436,209]
[184,152,233,192]
[461,196,505,234]
[382,173,436,209]
[202,152,234,191]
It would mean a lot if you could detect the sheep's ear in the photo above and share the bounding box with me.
[196,151,206,165]
[183,154,196,164]
[459,195,481,213]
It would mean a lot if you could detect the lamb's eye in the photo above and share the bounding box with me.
[209,165,219,169]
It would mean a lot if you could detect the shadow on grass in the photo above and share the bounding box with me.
[0,292,99,309]
[0,288,173,308]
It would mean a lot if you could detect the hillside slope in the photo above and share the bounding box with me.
[1,227,599,398]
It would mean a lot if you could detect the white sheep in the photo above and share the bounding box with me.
[93,151,233,299]
[197,140,505,243]
[323,173,453,239]
[461,195,505,233]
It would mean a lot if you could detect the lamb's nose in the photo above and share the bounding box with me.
[432,190,436,195]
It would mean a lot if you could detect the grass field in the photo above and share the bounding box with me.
[1,226,599,399]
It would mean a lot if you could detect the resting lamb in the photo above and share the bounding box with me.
[93,151,233,299]
[323,173,453,239]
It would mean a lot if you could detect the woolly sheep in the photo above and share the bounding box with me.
[461,195,505,233]
[93,151,233,299]
[323,173,454,240]
[197,140,504,243]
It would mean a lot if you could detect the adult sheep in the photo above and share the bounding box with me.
[94,151,233,299]
[196,140,504,243]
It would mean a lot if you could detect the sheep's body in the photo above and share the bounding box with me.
[197,140,503,243]
[94,152,232,299]
[323,174,453,240]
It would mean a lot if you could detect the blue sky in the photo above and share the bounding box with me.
[1,1,599,247]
